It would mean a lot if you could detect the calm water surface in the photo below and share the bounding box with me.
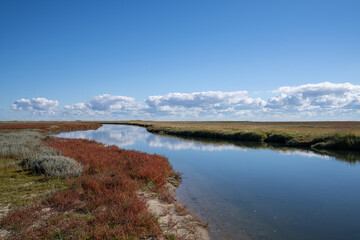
[58,125,360,240]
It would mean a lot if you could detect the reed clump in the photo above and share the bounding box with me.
[312,134,360,151]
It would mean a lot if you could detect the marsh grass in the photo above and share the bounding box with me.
[2,137,173,239]
[0,131,82,178]
[0,158,67,211]
[113,121,360,151]
[312,134,360,150]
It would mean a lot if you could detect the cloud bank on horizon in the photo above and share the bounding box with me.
[10,82,360,121]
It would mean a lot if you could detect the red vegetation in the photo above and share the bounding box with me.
[0,122,102,133]
[46,138,171,186]
[1,137,174,239]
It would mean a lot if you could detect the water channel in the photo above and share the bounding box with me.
[58,124,360,240]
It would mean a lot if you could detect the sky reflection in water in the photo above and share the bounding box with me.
[58,125,360,240]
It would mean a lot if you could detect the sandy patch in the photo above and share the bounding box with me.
[139,182,210,240]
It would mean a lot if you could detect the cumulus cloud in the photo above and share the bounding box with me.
[87,94,138,112]
[63,94,142,116]
[146,91,266,117]
[62,103,88,115]
[266,82,360,111]
[11,97,59,113]
[10,82,360,120]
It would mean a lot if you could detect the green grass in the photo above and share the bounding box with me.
[0,158,67,212]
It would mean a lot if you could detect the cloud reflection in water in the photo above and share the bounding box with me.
[56,125,344,160]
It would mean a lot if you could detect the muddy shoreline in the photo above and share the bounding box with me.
[140,181,210,240]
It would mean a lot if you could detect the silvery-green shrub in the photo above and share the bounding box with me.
[22,156,82,178]
[0,130,58,159]
[0,130,81,178]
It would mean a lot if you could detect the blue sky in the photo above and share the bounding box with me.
[1,0,359,121]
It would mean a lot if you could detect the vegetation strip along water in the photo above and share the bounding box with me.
[104,121,360,151]
[0,122,208,239]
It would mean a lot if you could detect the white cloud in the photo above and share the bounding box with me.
[146,91,266,117]
[274,82,358,96]
[63,94,142,116]
[11,97,59,113]
[344,95,360,109]
[266,82,360,111]
[87,94,138,112]
[10,82,360,120]
[62,103,88,115]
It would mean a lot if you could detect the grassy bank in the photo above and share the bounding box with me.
[105,121,360,151]
[1,138,173,239]
[0,122,102,218]
[0,122,191,239]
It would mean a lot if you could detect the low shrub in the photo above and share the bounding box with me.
[0,130,82,178]
[45,138,171,186]
[0,131,58,160]
[21,156,83,178]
